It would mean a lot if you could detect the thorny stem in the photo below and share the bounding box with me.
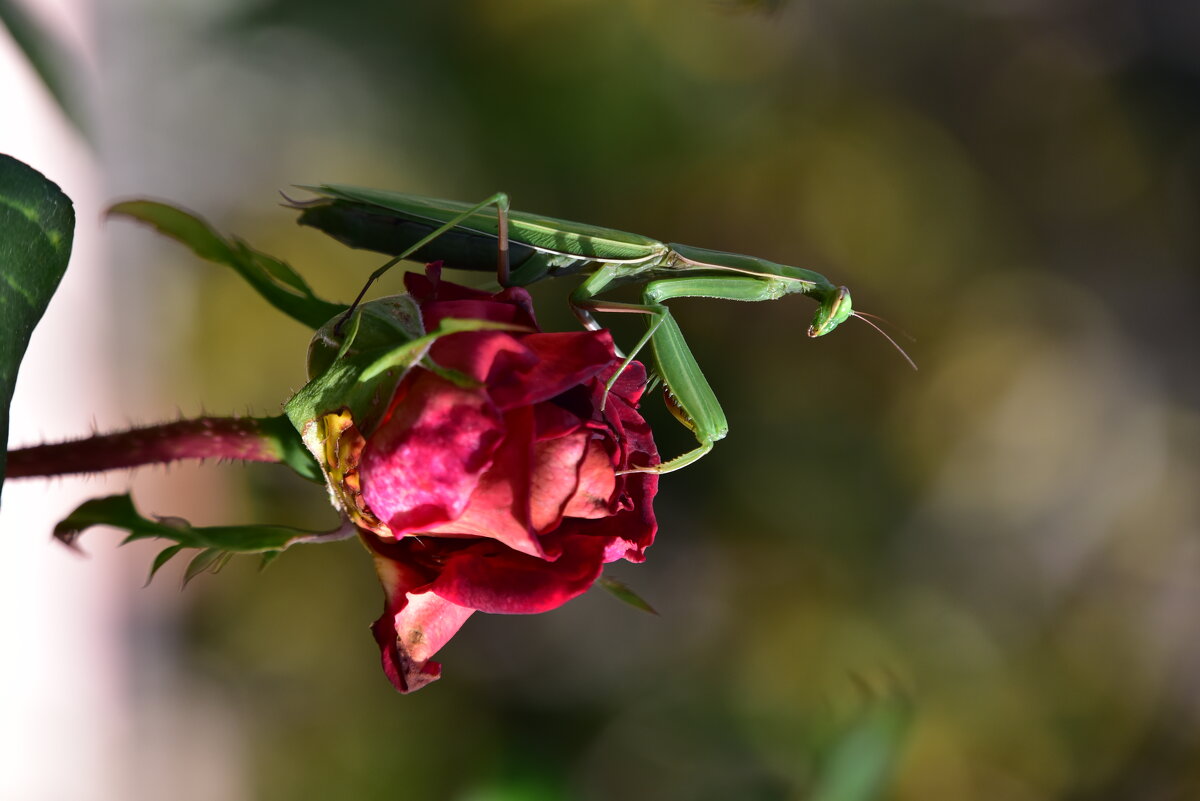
[6,417,289,479]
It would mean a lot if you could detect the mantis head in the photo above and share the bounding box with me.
[807,286,853,337]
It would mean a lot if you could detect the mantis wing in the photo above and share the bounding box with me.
[294,185,667,267]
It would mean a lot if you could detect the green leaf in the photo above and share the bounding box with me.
[107,199,344,329]
[0,0,90,140]
[147,543,186,585]
[597,576,659,615]
[184,548,233,586]
[809,681,912,801]
[0,154,74,496]
[258,549,284,571]
[54,493,355,584]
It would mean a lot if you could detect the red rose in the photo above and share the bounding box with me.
[354,267,659,692]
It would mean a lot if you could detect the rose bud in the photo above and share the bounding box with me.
[292,265,659,692]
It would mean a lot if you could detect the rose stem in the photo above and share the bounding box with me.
[6,417,291,478]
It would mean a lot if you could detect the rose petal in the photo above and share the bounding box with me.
[361,372,504,533]
[351,272,662,692]
[423,406,543,558]
[561,437,619,520]
[485,331,617,409]
[528,432,588,532]
[595,376,659,473]
[406,267,539,329]
[423,298,536,333]
[432,534,609,614]
[599,359,649,406]
[595,473,659,563]
[534,401,583,441]
[404,266,490,305]
[366,543,476,693]
[428,330,536,387]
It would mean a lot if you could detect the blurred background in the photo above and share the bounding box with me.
[3,0,1200,798]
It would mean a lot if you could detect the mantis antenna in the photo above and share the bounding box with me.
[852,312,918,370]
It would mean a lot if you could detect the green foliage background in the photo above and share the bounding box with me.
[35,0,1200,798]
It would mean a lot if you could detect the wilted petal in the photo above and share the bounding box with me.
[366,545,473,693]
[381,590,474,686]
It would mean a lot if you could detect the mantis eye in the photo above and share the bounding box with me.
[807,286,853,337]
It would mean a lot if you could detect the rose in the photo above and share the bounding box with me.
[347,266,659,692]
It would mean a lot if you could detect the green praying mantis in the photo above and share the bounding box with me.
[289,186,912,473]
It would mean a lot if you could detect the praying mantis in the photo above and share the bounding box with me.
[290,186,907,472]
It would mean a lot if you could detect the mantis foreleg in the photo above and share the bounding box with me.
[570,273,721,472]
[571,272,804,472]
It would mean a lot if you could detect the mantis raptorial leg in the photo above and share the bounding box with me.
[572,271,799,473]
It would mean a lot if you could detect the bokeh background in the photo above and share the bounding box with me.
[3,0,1200,798]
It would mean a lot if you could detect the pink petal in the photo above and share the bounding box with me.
[361,373,504,533]
[528,432,589,533]
[561,437,619,520]
[367,541,474,694]
[422,407,543,558]
[394,592,476,665]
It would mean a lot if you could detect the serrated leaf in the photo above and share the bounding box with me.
[183,548,225,586]
[0,155,74,497]
[597,576,658,615]
[108,199,343,329]
[258,550,283,571]
[236,240,311,295]
[146,543,186,585]
[54,493,354,583]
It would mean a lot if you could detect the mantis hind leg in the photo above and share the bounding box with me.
[336,192,512,333]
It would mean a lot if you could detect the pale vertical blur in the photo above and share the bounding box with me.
[0,0,128,797]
